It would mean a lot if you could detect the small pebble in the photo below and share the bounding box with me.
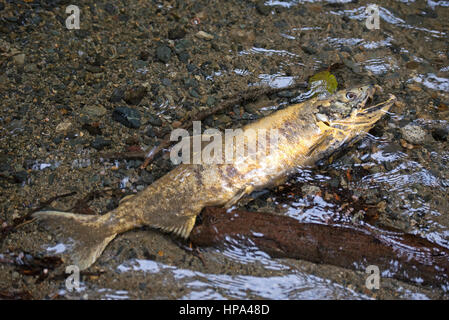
[195,31,214,41]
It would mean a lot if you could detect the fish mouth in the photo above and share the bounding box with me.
[359,85,396,115]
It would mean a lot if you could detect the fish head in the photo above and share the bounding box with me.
[308,85,396,161]
[314,85,396,134]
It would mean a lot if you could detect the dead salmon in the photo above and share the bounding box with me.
[33,85,396,270]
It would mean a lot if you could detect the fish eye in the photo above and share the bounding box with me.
[346,92,356,100]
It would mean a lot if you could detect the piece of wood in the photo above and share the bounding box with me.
[191,207,449,292]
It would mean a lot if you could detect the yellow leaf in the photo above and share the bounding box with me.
[308,71,338,95]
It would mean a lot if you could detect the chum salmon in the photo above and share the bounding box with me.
[33,85,396,270]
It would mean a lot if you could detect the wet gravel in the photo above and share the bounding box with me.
[0,0,449,299]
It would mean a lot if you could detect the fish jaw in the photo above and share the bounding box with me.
[307,86,396,161]
[315,85,395,132]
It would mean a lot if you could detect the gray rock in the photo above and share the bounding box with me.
[112,107,141,128]
[161,78,171,86]
[110,88,125,103]
[104,3,117,15]
[156,45,172,63]
[177,51,190,63]
[206,96,216,107]
[91,136,112,150]
[189,88,200,98]
[400,123,428,144]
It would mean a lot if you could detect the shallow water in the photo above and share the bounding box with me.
[0,0,448,299]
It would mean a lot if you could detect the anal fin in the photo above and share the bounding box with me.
[153,215,197,239]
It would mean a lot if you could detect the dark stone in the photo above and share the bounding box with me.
[206,96,216,107]
[139,283,147,291]
[110,88,124,103]
[82,123,102,135]
[118,14,129,22]
[186,63,197,73]
[92,54,107,66]
[112,107,141,128]
[74,29,89,39]
[104,3,118,15]
[301,45,317,55]
[13,171,28,183]
[432,127,448,141]
[124,86,147,105]
[161,78,171,86]
[368,125,384,137]
[256,0,270,16]
[329,177,340,188]
[383,161,394,171]
[140,171,154,184]
[189,89,200,98]
[53,136,63,144]
[184,77,198,88]
[85,65,102,73]
[0,159,11,172]
[177,51,190,63]
[139,51,150,61]
[156,45,172,63]
[168,27,186,40]
[405,14,423,26]
[174,39,191,53]
[150,83,159,96]
[277,90,294,98]
[274,20,288,30]
[145,126,156,137]
[148,115,162,126]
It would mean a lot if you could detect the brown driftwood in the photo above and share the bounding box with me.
[191,207,449,292]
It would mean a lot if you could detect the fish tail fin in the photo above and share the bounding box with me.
[32,210,117,270]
